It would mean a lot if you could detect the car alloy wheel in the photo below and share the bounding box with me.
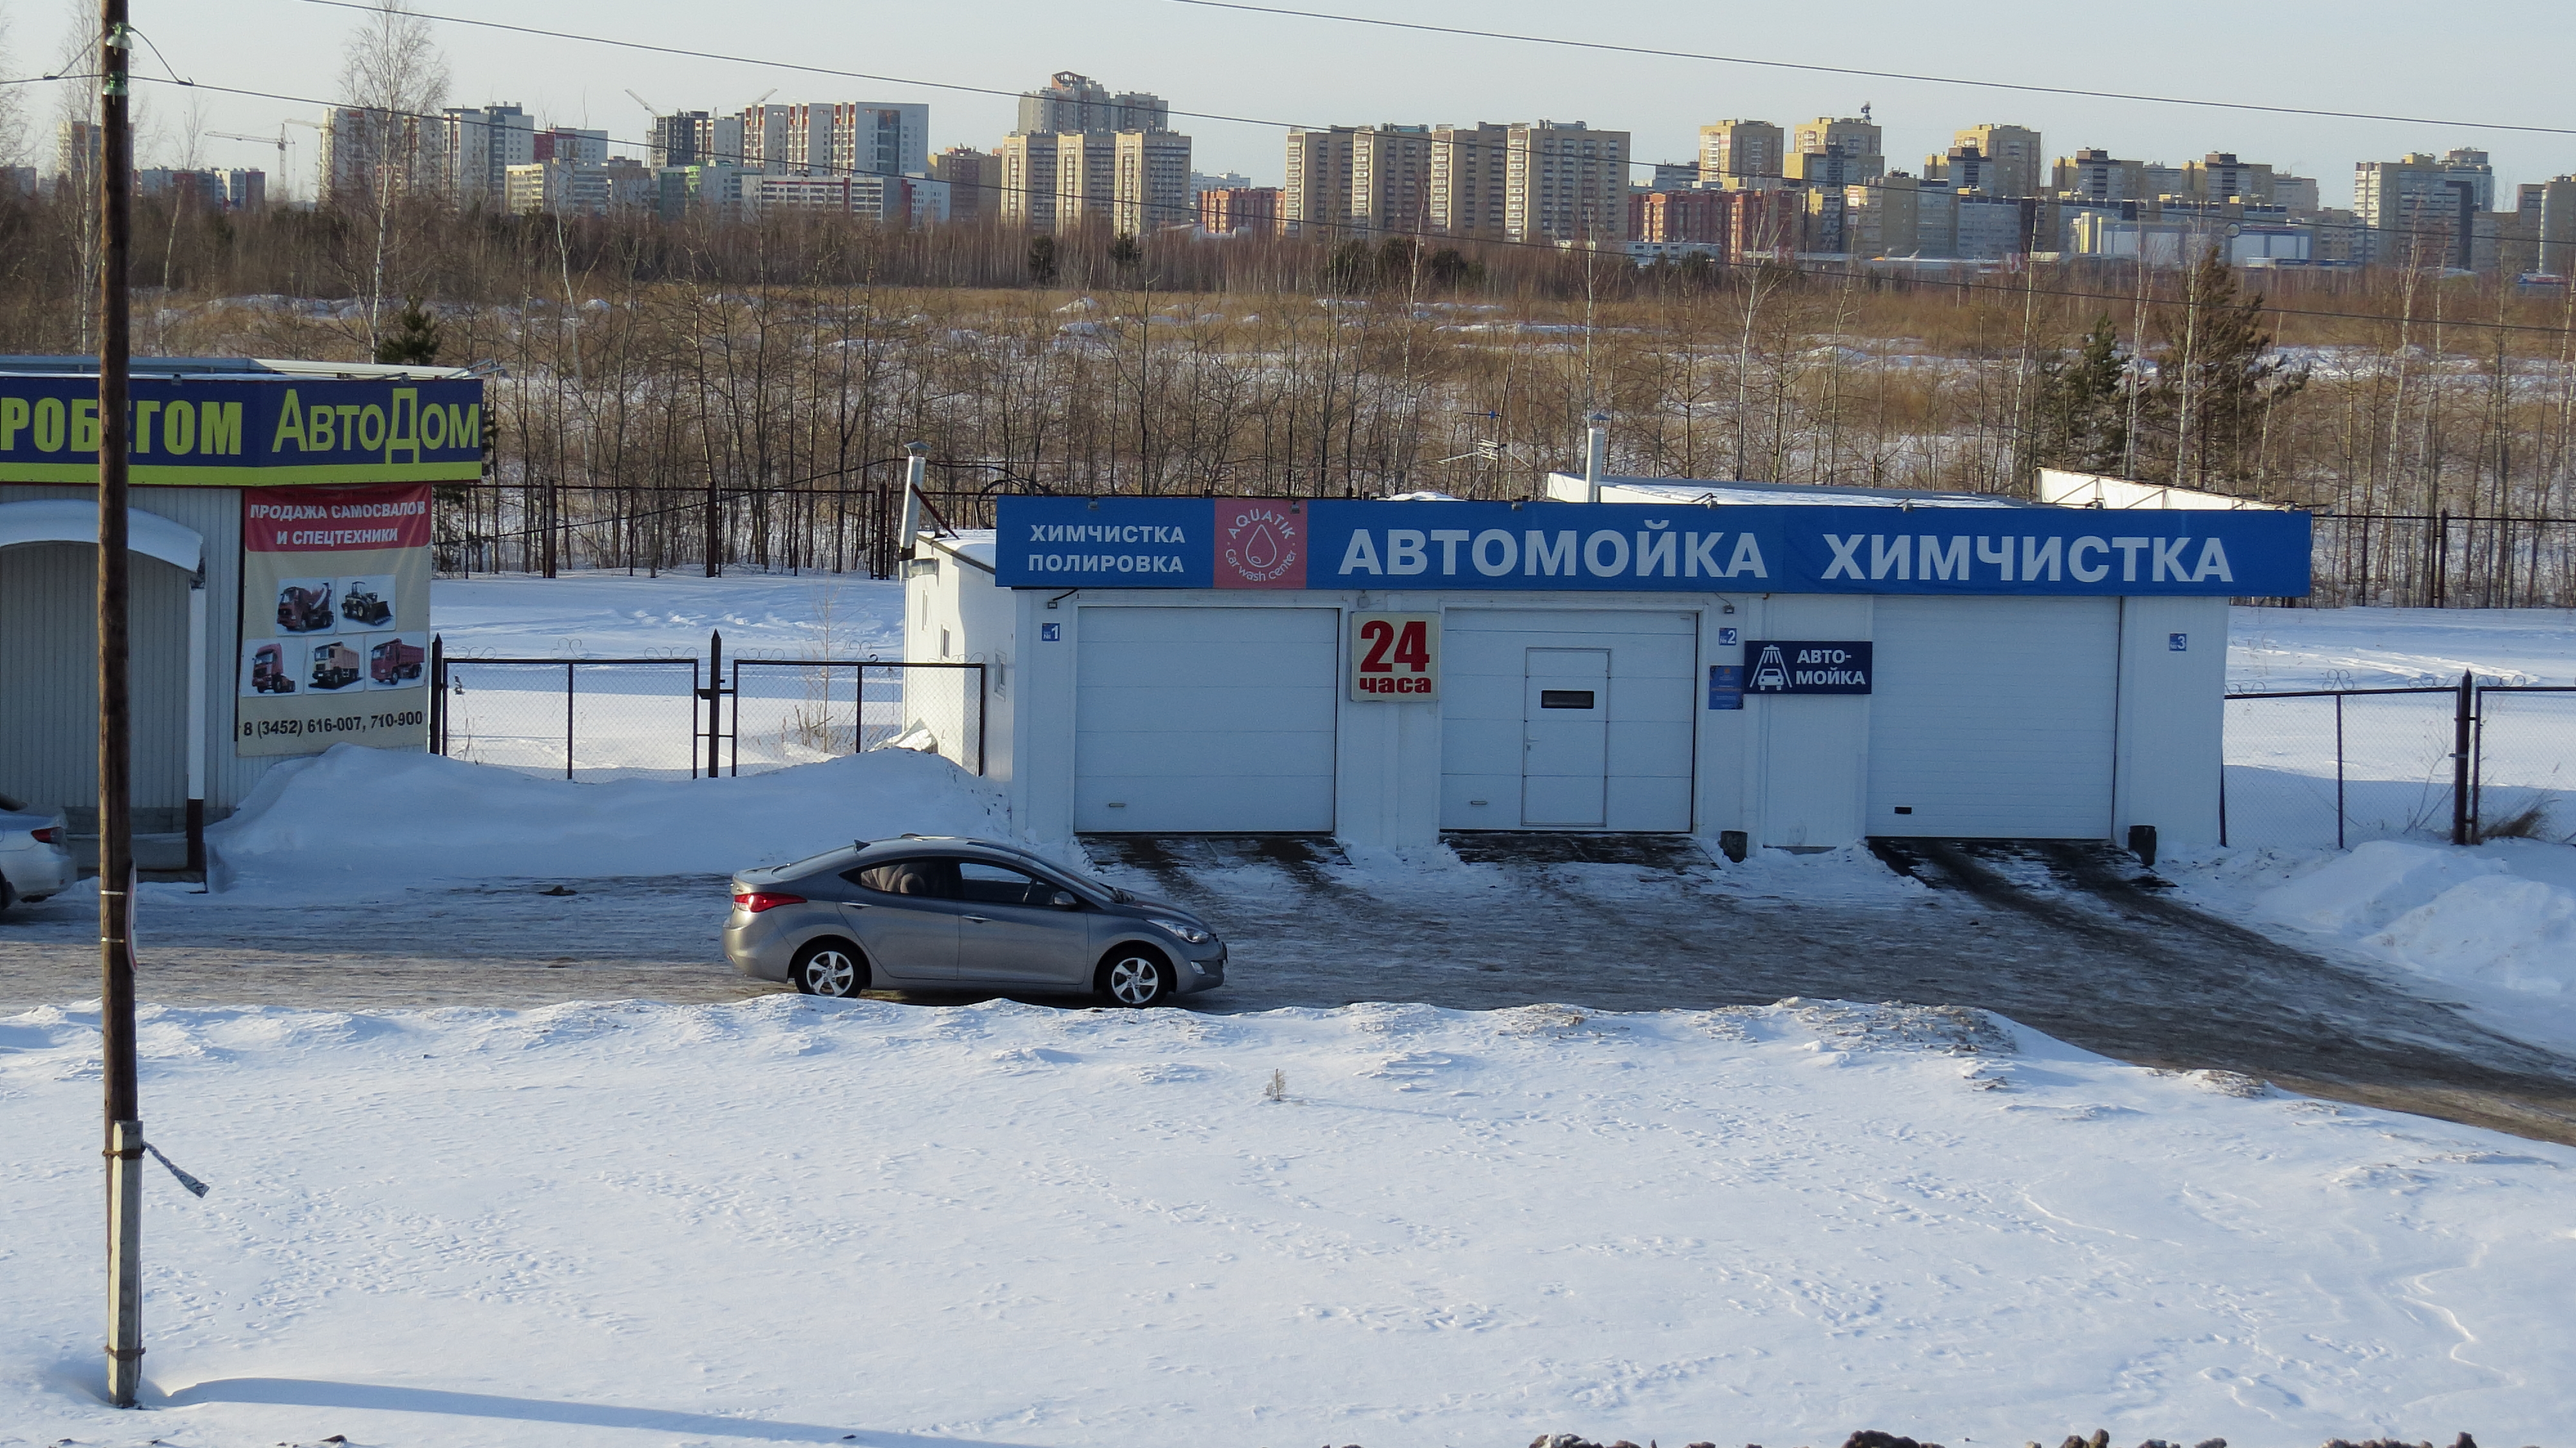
[793,944,864,998]
[1104,952,1170,1007]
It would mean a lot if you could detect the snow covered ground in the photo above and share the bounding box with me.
[7,996,2574,1448]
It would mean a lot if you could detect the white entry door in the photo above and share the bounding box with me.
[1075,606,1338,832]
[1442,611,1696,831]
[1522,649,1610,826]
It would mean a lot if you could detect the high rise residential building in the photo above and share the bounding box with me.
[1953,124,2041,198]
[1112,129,1194,233]
[1283,126,1356,237]
[1191,171,1253,195]
[2183,152,2275,205]
[997,131,1060,231]
[321,106,437,202]
[533,128,609,167]
[2522,176,2576,275]
[1696,120,1783,189]
[1728,187,1802,259]
[54,120,100,195]
[1631,189,1728,246]
[2273,175,2320,213]
[1788,116,1883,186]
[1924,144,2006,195]
[437,105,536,205]
[1352,125,1434,235]
[1017,72,1169,135]
[1503,120,1629,242]
[1428,122,1510,236]
[2354,149,2494,266]
[2052,148,2146,202]
[1200,186,1281,234]
[1845,174,1931,257]
[930,148,996,222]
[649,111,711,169]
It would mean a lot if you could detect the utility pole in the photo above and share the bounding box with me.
[95,0,144,1411]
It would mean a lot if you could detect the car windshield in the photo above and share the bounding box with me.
[1048,860,1130,903]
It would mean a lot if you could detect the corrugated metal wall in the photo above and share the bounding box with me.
[0,484,260,817]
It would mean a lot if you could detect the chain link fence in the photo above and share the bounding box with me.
[429,638,985,783]
[729,659,985,778]
[2473,687,2576,841]
[2224,682,2574,848]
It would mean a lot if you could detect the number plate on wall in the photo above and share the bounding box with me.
[1350,612,1441,701]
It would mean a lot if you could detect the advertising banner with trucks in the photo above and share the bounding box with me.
[235,482,433,757]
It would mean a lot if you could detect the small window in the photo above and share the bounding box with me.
[956,860,1053,907]
[846,859,958,899]
[1540,690,1597,709]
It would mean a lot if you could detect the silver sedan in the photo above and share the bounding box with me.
[724,836,1226,1006]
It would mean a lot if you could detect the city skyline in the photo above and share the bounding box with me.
[16,0,2576,207]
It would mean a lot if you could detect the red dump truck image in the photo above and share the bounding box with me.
[278,584,336,633]
[370,638,426,684]
[310,642,361,691]
[251,643,296,693]
[340,583,393,625]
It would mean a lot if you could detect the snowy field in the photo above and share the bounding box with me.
[7,996,2575,1448]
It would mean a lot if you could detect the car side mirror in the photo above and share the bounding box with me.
[1050,890,1081,910]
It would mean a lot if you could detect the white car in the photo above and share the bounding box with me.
[0,792,75,912]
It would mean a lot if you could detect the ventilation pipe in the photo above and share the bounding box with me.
[897,442,927,560]
[1582,413,1609,503]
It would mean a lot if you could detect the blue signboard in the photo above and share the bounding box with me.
[1707,663,1744,710]
[0,374,485,486]
[996,497,2311,597]
[1744,641,1873,694]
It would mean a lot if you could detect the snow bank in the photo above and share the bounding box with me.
[2253,838,2508,933]
[209,744,1007,890]
[2371,873,2576,995]
[6,996,2572,1448]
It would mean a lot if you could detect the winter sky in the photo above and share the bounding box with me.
[9,0,2576,206]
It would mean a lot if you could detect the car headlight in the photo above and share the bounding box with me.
[1148,917,1211,945]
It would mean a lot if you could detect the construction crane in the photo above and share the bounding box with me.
[207,120,319,200]
[623,89,658,115]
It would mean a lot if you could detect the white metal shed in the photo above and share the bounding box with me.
[909,478,2311,853]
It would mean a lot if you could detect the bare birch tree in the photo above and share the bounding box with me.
[336,0,448,350]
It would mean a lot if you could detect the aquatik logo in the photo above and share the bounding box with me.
[1215,499,1306,587]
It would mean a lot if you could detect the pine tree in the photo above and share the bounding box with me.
[1025,234,1059,286]
[2139,247,2308,490]
[2033,314,2130,475]
[373,295,440,367]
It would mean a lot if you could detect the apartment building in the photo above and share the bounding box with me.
[1924,144,2006,195]
[1428,122,1510,236]
[437,105,537,205]
[2052,148,2146,203]
[1200,186,1281,234]
[54,120,101,195]
[782,104,929,179]
[2354,149,2494,267]
[1631,188,1728,245]
[1788,116,1884,187]
[2521,178,2576,274]
[1352,126,1434,234]
[1282,126,1356,237]
[1729,187,1802,259]
[649,111,746,171]
[321,107,439,201]
[1697,119,1783,189]
[997,132,1061,231]
[2182,152,2274,205]
[1502,121,1629,242]
[1113,131,1193,233]
[504,156,652,216]
[1845,174,1932,256]
[930,148,996,222]
[1018,72,1169,135]
[1952,125,2041,198]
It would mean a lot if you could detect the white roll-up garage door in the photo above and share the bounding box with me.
[1441,610,1697,831]
[1075,606,1338,832]
[1865,596,2119,838]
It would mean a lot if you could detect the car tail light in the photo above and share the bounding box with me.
[30,828,57,844]
[732,891,805,913]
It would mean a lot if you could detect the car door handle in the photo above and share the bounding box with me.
[962,915,989,924]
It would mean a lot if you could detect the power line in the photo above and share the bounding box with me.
[129,72,2576,340]
[1167,0,2576,138]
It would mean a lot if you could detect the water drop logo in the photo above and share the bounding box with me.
[1217,500,1305,587]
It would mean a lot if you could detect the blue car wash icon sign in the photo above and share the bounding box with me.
[2169,633,2188,651]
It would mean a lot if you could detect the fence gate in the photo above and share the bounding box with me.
[730,658,985,779]
[2224,676,2573,849]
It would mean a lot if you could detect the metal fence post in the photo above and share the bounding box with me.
[2452,669,2473,846]
[429,634,445,756]
[564,660,576,782]
[976,663,988,776]
[705,629,723,780]
[2333,692,2345,852]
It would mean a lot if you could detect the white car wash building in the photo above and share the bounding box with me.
[907,477,2309,852]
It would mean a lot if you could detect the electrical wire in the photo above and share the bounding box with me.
[1168,0,2576,138]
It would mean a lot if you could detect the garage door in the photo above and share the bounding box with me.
[1865,596,2118,838]
[1441,611,1697,831]
[1075,606,1338,832]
